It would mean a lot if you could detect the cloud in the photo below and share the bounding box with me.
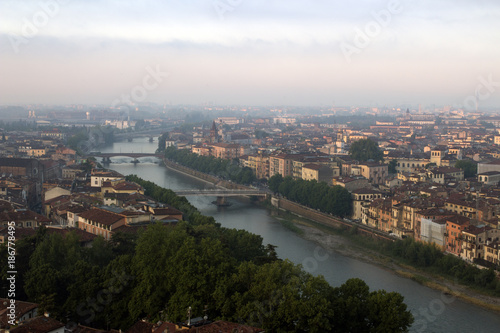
[0,0,499,106]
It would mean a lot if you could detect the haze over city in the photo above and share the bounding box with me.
[1,0,499,107]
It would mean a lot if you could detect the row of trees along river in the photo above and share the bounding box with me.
[94,138,500,332]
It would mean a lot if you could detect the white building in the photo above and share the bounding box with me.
[421,218,446,248]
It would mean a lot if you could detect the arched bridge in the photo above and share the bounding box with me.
[90,152,163,163]
[174,189,267,197]
[91,152,163,158]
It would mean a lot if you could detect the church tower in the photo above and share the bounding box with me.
[210,121,220,143]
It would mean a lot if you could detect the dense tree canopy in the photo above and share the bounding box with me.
[349,138,384,162]
[455,159,478,178]
[164,147,256,184]
[269,175,353,218]
[388,160,398,174]
[0,177,415,332]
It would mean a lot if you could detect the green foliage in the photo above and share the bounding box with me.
[0,119,37,131]
[135,119,146,130]
[350,235,500,296]
[349,138,384,162]
[388,160,398,174]
[268,173,283,193]
[157,132,168,152]
[269,175,353,218]
[455,159,478,178]
[67,130,89,152]
[254,130,269,139]
[10,177,413,332]
[164,147,256,185]
[332,278,413,332]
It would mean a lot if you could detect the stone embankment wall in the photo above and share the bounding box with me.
[162,158,248,190]
[272,197,394,242]
[163,157,392,241]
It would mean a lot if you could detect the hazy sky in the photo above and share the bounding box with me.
[1,0,499,108]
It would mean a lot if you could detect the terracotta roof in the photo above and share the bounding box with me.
[0,299,38,327]
[126,321,154,333]
[444,215,470,225]
[113,182,143,191]
[184,321,264,332]
[152,207,182,216]
[463,225,492,235]
[0,210,51,223]
[46,227,97,243]
[351,188,380,194]
[43,195,71,205]
[0,226,36,239]
[10,316,65,333]
[78,208,125,226]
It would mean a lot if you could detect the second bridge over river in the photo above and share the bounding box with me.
[174,189,268,206]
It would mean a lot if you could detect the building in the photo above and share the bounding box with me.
[0,158,42,179]
[445,215,471,256]
[427,167,464,184]
[351,188,383,221]
[461,225,500,262]
[62,165,85,179]
[478,160,500,174]
[332,176,369,192]
[358,162,388,185]
[430,146,447,166]
[78,208,127,240]
[477,171,500,185]
[269,154,294,178]
[90,170,123,188]
[484,241,500,265]
[209,143,240,160]
[301,164,335,185]
[0,298,39,328]
[420,218,447,249]
[247,153,269,180]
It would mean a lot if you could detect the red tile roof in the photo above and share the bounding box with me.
[10,316,65,333]
[78,208,125,226]
[0,299,38,327]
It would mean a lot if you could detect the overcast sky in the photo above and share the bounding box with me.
[1,0,499,108]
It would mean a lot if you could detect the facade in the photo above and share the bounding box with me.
[192,143,241,160]
[332,176,369,192]
[247,154,269,180]
[461,226,496,262]
[78,208,127,240]
[445,215,470,256]
[477,171,500,185]
[351,188,383,221]
[301,164,334,185]
[484,241,500,265]
[90,170,123,188]
[478,160,500,174]
[358,162,388,185]
[420,218,447,249]
[269,154,294,178]
[444,198,477,219]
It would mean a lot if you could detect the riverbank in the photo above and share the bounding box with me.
[161,158,500,313]
[283,214,500,314]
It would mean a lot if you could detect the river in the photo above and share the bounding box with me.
[99,138,500,332]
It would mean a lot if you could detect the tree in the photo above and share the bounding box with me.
[388,160,398,174]
[349,139,384,162]
[331,278,413,332]
[157,133,169,152]
[268,174,283,193]
[455,160,478,178]
[135,119,146,130]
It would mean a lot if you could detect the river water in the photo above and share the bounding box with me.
[100,138,500,332]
